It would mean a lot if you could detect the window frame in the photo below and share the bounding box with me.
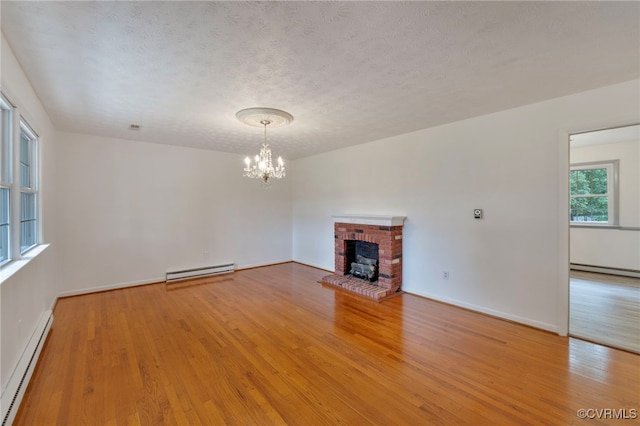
[19,121,38,253]
[0,90,41,269]
[0,95,13,266]
[569,160,619,227]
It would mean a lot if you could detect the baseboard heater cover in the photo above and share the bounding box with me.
[1,310,53,426]
[166,263,235,282]
[571,263,640,278]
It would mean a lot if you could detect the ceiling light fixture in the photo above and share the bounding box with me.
[236,107,292,185]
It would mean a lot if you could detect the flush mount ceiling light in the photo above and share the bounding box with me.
[237,107,293,185]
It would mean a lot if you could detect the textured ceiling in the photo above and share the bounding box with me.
[1,1,639,159]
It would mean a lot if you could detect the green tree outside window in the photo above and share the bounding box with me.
[570,168,608,222]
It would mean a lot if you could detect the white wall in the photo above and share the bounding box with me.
[55,132,292,295]
[570,139,640,270]
[0,36,58,391]
[292,80,640,333]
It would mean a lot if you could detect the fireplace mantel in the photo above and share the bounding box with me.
[332,215,406,227]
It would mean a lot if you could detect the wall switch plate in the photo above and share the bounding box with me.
[474,209,483,219]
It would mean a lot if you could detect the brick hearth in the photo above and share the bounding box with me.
[321,215,405,301]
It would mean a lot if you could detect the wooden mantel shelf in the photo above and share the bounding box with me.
[332,215,406,227]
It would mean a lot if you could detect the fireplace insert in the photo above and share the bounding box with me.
[345,240,379,282]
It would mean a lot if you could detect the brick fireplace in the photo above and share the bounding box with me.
[321,215,406,301]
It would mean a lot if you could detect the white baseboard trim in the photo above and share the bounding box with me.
[570,263,640,278]
[236,259,293,270]
[57,276,165,298]
[403,288,558,334]
[291,258,333,272]
[57,260,297,298]
[1,310,53,426]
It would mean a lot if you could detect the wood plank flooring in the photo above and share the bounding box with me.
[15,263,640,425]
[570,271,640,354]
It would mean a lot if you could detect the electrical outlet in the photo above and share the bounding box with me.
[443,271,449,280]
[203,251,209,258]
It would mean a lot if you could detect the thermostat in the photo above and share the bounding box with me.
[474,209,483,219]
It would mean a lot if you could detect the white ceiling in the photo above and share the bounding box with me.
[1,1,639,159]
[571,124,639,148]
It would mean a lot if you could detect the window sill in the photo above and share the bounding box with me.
[570,224,640,231]
[570,223,618,229]
[0,244,50,284]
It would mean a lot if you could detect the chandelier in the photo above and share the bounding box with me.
[236,107,293,184]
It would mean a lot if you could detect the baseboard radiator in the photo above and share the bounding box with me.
[166,263,235,282]
[571,263,640,278]
[1,310,53,426]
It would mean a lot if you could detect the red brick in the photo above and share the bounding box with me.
[332,220,404,298]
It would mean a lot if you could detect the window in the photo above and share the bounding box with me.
[0,187,8,264]
[0,97,11,264]
[19,124,38,252]
[0,91,40,267]
[570,161,618,225]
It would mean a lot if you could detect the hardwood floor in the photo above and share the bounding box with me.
[570,270,640,354]
[16,263,640,425]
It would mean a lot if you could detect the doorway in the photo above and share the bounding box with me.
[568,124,640,353]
